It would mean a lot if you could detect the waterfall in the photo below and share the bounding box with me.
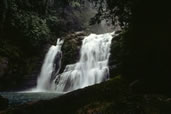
[35,39,64,92]
[32,32,114,93]
[54,32,114,92]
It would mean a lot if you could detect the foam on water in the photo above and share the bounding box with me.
[34,39,64,92]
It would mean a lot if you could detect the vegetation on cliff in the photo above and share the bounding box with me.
[0,0,94,90]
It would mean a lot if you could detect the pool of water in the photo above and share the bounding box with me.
[0,92,63,106]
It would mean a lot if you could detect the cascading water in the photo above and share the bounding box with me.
[35,39,64,92]
[32,32,114,92]
[53,32,114,92]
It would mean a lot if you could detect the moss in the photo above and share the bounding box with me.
[77,102,112,114]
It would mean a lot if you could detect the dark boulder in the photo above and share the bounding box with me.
[0,96,8,110]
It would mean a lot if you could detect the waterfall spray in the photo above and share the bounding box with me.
[35,39,64,92]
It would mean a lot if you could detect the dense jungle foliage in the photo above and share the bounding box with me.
[0,0,91,90]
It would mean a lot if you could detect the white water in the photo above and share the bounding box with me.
[34,39,64,92]
[54,32,114,92]
[32,32,114,93]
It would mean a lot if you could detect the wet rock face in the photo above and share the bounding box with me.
[0,96,8,110]
[108,33,122,78]
[60,31,87,73]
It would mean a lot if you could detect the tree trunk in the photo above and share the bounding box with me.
[43,0,49,15]
[25,0,31,8]
[49,0,54,7]
[0,0,8,33]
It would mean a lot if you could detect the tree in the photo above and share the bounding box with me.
[122,0,171,92]
[0,0,9,33]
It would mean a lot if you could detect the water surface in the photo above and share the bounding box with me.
[0,92,62,106]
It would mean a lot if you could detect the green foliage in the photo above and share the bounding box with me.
[70,1,81,8]
[0,0,53,90]
[8,0,50,47]
[46,15,59,32]
[89,0,135,27]
[11,11,50,42]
